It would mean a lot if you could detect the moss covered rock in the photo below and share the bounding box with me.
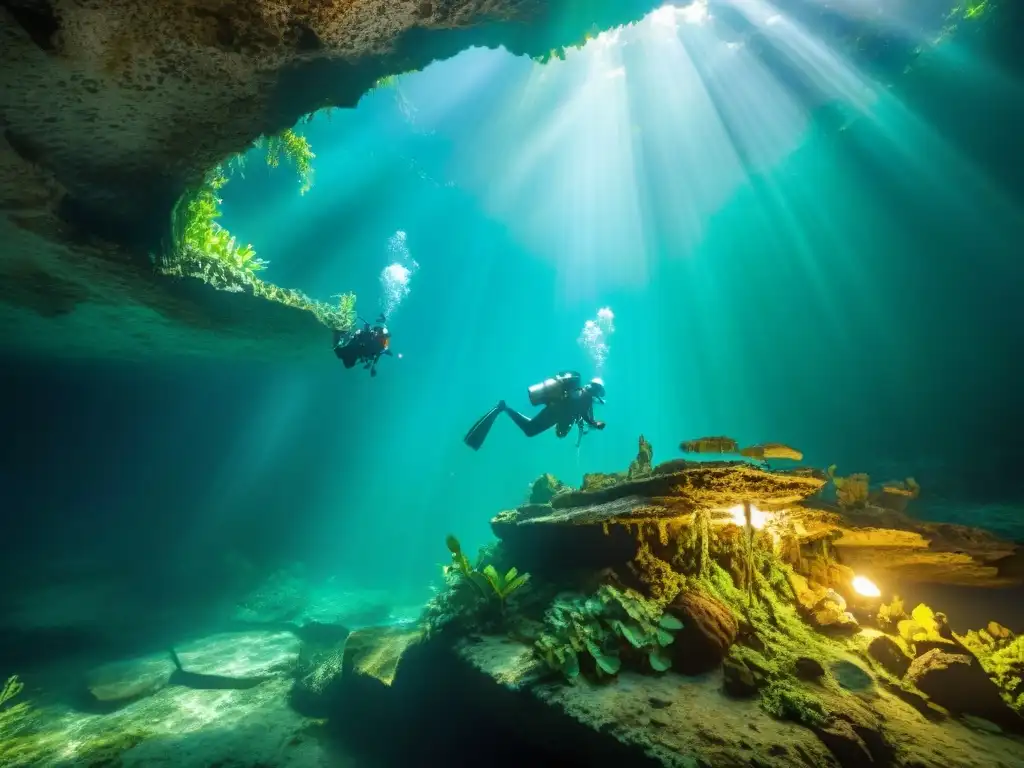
[867,634,911,678]
[907,649,1024,732]
[669,590,738,675]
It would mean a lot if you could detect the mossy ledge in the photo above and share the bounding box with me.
[0,0,995,358]
[319,436,1024,767]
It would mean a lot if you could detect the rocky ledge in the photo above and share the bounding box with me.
[491,453,1022,588]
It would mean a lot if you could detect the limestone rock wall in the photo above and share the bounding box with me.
[0,0,659,357]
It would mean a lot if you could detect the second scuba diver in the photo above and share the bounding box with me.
[332,314,394,377]
[464,371,606,450]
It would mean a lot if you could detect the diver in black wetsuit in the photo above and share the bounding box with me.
[332,314,393,377]
[464,371,606,451]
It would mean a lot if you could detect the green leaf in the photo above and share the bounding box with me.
[596,653,621,675]
[502,573,531,597]
[618,622,648,649]
[586,639,622,675]
[504,567,519,583]
[656,628,675,646]
[649,648,672,672]
[561,648,580,679]
[659,613,684,630]
[482,564,502,593]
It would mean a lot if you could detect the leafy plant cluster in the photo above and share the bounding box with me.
[174,127,314,277]
[161,127,358,332]
[176,166,266,274]
[534,584,683,681]
[445,534,530,612]
[255,129,316,195]
[957,621,1024,713]
[421,535,530,637]
[0,676,29,735]
[876,595,907,631]
[894,603,950,654]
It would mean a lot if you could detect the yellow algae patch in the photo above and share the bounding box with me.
[345,626,424,687]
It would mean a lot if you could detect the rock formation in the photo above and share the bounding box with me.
[0,0,664,359]
[0,0,985,359]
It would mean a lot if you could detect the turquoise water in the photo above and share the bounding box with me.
[212,6,1022,589]
[3,4,1024,766]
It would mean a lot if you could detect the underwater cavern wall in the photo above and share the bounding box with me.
[0,0,671,360]
[1,0,1015,361]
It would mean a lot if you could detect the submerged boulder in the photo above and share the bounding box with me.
[343,625,424,687]
[788,572,859,633]
[85,653,176,704]
[906,649,1024,732]
[867,634,912,678]
[669,591,738,674]
[175,630,300,678]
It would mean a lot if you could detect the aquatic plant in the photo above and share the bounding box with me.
[0,675,29,735]
[896,603,950,653]
[423,535,530,635]
[876,596,907,631]
[534,585,683,681]
[480,565,531,613]
[161,126,356,332]
[826,465,870,508]
[178,166,266,273]
[956,622,1024,713]
[256,128,316,195]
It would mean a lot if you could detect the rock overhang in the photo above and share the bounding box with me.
[0,0,987,358]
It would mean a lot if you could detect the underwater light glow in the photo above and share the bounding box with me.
[728,503,771,530]
[852,576,881,598]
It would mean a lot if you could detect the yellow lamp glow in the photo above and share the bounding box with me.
[728,504,771,530]
[852,576,881,598]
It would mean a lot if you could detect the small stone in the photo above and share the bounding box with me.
[907,650,1024,733]
[867,634,911,678]
[85,653,175,703]
[794,656,826,681]
[722,656,760,698]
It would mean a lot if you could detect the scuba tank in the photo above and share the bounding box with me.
[528,371,582,406]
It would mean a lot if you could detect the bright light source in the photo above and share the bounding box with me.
[852,576,881,598]
[650,1,710,30]
[728,503,771,530]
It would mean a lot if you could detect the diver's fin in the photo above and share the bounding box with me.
[464,403,504,451]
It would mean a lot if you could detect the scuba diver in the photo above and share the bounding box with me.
[332,314,394,377]
[464,371,606,451]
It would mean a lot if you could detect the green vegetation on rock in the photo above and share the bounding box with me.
[534,584,683,680]
[760,679,830,727]
[422,535,531,636]
[957,622,1024,713]
[162,127,356,333]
